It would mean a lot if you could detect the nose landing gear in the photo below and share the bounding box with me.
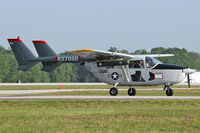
[164,85,174,96]
[166,88,174,96]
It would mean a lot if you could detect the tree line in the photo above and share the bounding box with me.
[0,45,200,83]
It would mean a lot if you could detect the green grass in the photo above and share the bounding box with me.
[0,100,200,133]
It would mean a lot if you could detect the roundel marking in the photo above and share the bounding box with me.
[112,72,119,80]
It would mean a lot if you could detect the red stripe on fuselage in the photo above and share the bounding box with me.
[55,56,58,62]
[78,56,80,62]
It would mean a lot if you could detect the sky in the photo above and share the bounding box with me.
[1,0,200,54]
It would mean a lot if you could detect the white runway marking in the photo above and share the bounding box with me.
[0,96,200,100]
[0,88,198,95]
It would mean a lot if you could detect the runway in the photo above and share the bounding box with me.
[0,88,198,94]
[0,88,200,100]
[0,96,200,100]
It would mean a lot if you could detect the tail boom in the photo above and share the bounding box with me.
[8,37,83,72]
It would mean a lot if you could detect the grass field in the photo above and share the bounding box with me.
[0,85,200,132]
[0,100,200,133]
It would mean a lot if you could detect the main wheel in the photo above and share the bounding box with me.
[166,88,174,96]
[109,87,118,96]
[128,88,136,96]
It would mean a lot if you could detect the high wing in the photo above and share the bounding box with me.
[71,49,134,61]
[71,49,174,62]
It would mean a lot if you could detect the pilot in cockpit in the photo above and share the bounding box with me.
[146,60,150,68]
[134,60,144,68]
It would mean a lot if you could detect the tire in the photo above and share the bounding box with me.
[166,88,174,96]
[128,88,136,96]
[109,87,118,96]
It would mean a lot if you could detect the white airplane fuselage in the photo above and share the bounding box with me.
[84,63,186,86]
[83,56,193,86]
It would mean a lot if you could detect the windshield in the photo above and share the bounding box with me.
[145,56,162,68]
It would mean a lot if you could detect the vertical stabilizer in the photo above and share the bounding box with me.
[32,40,56,57]
[32,40,60,72]
[8,36,38,71]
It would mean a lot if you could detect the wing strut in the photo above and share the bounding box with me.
[121,65,130,83]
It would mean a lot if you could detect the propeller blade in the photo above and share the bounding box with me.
[187,74,191,89]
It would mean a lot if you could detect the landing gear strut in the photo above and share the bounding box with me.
[128,88,136,96]
[163,85,174,96]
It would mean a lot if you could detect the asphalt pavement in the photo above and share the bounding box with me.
[0,96,200,100]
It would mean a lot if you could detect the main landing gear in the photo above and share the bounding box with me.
[128,88,136,96]
[109,87,136,96]
[164,85,174,96]
[109,87,118,96]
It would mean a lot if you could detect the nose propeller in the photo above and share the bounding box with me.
[183,68,196,90]
[187,74,191,89]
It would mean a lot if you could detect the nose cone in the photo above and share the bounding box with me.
[183,68,196,74]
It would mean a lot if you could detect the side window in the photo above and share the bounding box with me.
[129,60,144,69]
[145,57,161,68]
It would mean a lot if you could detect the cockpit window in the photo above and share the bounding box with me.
[146,57,162,68]
[129,60,144,69]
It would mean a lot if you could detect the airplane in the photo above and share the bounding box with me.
[7,36,196,96]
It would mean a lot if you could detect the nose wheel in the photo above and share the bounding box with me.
[166,88,174,96]
[109,87,118,96]
[128,88,136,96]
